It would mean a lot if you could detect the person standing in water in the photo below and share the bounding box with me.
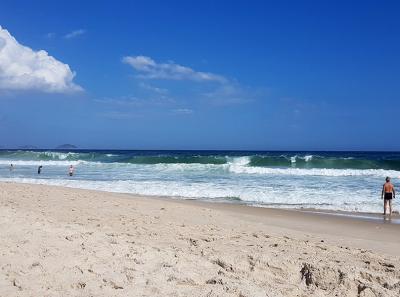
[9,164,14,171]
[69,165,74,176]
[38,165,43,174]
[382,176,395,215]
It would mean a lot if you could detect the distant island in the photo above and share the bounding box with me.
[55,144,78,149]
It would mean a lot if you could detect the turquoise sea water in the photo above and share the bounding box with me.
[1,150,399,213]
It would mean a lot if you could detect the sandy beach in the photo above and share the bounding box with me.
[0,182,399,296]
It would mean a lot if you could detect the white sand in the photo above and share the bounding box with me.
[0,182,399,296]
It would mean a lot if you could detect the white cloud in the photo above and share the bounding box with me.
[139,82,168,94]
[0,25,82,93]
[64,29,86,39]
[122,55,227,83]
[95,95,175,107]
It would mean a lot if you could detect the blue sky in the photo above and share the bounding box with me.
[0,0,399,150]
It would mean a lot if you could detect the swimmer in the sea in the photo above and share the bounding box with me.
[68,165,74,177]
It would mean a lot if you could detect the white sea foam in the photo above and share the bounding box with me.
[288,155,313,163]
[227,156,251,166]
[1,156,399,178]
[41,151,79,160]
[0,176,383,213]
[0,153,398,214]
[303,155,313,162]
[228,164,400,177]
[0,160,89,166]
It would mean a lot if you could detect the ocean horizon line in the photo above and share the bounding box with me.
[2,148,400,153]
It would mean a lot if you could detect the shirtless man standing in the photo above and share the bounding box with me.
[382,177,395,215]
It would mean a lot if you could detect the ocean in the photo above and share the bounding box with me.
[1,150,399,213]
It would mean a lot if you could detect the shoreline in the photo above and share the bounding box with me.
[181,197,400,224]
[2,181,400,255]
[0,180,395,220]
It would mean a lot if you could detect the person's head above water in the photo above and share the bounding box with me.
[386,176,391,182]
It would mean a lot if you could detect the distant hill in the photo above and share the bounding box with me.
[56,144,78,149]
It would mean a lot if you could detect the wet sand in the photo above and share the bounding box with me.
[0,182,399,296]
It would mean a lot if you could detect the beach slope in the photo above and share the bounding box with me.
[0,182,399,296]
